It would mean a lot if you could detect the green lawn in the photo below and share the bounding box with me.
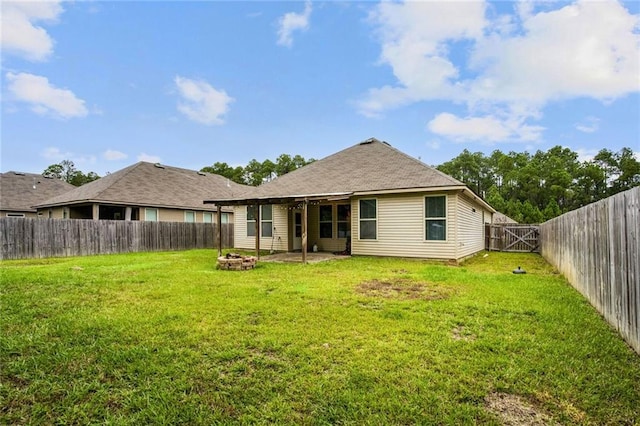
[1,250,639,425]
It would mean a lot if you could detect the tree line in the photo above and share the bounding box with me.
[41,154,315,188]
[43,146,639,223]
[43,160,100,187]
[200,153,315,186]
[437,146,639,223]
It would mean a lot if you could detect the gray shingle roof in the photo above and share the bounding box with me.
[35,162,249,211]
[0,172,76,212]
[216,138,465,202]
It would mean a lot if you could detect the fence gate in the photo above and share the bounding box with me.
[486,224,540,252]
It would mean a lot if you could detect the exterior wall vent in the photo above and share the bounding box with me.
[154,163,165,169]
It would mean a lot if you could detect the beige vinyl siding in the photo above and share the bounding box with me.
[351,193,458,259]
[48,207,65,218]
[0,210,32,218]
[234,205,288,251]
[455,193,487,258]
[2,210,38,218]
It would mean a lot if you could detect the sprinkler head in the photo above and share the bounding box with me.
[512,266,526,274]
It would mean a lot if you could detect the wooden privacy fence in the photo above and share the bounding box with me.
[540,187,639,354]
[0,218,234,260]
[486,224,540,252]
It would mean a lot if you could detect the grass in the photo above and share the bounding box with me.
[1,250,639,425]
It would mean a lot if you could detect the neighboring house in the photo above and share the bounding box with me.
[0,172,75,218]
[205,138,496,261]
[35,162,248,223]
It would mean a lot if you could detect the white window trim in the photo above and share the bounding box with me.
[247,205,272,237]
[184,210,196,223]
[424,195,447,242]
[247,206,256,237]
[260,205,273,238]
[145,208,159,222]
[358,198,378,241]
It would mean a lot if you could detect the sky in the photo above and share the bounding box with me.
[1,0,639,177]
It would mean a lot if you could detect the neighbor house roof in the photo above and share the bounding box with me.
[35,162,248,211]
[206,138,494,212]
[0,172,76,213]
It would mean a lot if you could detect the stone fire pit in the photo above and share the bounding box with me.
[217,253,257,270]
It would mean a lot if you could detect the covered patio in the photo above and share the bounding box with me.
[204,192,351,264]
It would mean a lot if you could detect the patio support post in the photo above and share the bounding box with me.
[217,205,222,257]
[255,205,260,259]
[125,207,132,221]
[302,198,308,264]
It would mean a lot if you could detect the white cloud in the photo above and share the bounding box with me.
[575,116,600,133]
[1,1,63,61]
[357,1,486,117]
[427,112,544,143]
[575,148,600,163]
[42,147,66,161]
[137,153,162,163]
[103,150,128,161]
[277,1,312,47]
[174,76,234,125]
[426,140,441,150]
[6,72,88,119]
[361,0,640,143]
[41,147,96,166]
[468,1,639,105]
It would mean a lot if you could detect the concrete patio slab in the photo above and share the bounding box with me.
[259,252,351,264]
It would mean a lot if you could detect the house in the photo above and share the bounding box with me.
[34,161,248,222]
[205,138,496,261]
[0,172,76,218]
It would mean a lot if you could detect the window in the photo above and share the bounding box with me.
[261,205,272,237]
[337,205,350,238]
[63,208,69,219]
[425,196,446,241]
[247,205,272,237]
[247,205,256,236]
[145,208,158,222]
[185,211,195,223]
[319,205,333,238]
[221,213,229,224]
[359,199,377,240]
[203,212,213,223]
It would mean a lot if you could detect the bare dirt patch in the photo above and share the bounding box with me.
[485,392,553,425]
[356,278,452,300]
[451,325,477,341]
